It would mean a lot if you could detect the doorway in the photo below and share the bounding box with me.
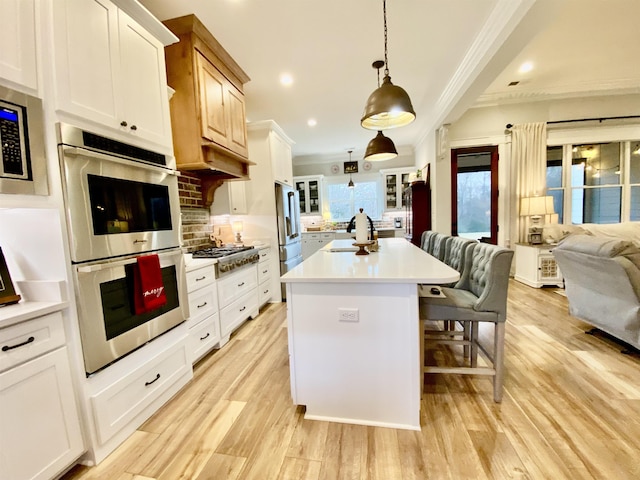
[451,146,498,244]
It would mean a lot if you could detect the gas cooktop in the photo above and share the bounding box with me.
[192,246,254,259]
[192,246,259,278]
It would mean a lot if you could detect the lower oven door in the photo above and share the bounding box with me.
[75,248,188,375]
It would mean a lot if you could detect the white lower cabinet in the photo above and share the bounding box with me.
[301,232,335,259]
[90,341,191,444]
[185,261,220,364]
[515,243,564,288]
[218,266,258,341]
[0,310,84,480]
[257,247,273,308]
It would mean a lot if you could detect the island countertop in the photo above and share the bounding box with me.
[280,237,459,284]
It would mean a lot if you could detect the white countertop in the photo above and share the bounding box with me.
[281,238,459,284]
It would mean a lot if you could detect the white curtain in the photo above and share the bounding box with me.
[510,122,548,243]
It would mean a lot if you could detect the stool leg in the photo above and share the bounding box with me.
[493,322,506,402]
[470,322,478,368]
[463,321,470,359]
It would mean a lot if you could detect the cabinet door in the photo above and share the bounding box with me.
[118,9,171,147]
[0,348,84,480]
[385,174,398,210]
[295,181,307,214]
[228,181,247,214]
[226,81,248,157]
[196,51,229,148]
[271,132,293,185]
[0,0,37,90]
[53,0,119,126]
[308,180,320,214]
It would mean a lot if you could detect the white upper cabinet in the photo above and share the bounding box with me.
[52,0,172,151]
[0,0,38,91]
[270,130,293,186]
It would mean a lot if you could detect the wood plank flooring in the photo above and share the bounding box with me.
[61,280,640,480]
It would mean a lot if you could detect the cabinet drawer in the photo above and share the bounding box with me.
[220,289,258,338]
[218,267,257,308]
[304,233,320,240]
[189,314,220,364]
[187,284,218,324]
[186,264,215,291]
[0,311,66,373]
[259,281,272,306]
[90,341,191,444]
[258,248,271,263]
[258,263,271,284]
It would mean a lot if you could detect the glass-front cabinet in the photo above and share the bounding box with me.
[294,175,323,215]
[381,168,412,210]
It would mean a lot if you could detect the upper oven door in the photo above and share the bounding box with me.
[60,145,181,263]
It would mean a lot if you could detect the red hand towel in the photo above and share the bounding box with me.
[133,254,167,314]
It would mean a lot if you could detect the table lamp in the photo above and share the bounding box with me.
[232,221,243,245]
[520,196,554,244]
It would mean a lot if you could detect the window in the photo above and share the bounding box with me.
[546,140,637,225]
[327,181,379,221]
[546,146,564,223]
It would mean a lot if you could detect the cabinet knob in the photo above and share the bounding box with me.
[130,125,137,131]
[120,121,128,127]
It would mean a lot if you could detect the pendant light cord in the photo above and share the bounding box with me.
[383,0,389,76]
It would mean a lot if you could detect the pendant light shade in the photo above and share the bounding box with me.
[348,175,355,188]
[364,131,398,161]
[361,75,415,130]
[361,0,416,130]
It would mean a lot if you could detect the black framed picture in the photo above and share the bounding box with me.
[344,161,358,174]
[0,247,21,306]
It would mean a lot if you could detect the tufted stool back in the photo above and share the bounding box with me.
[457,243,514,322]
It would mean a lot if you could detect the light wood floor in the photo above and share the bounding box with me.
[62,280,640,480]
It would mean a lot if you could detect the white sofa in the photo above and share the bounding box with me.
[542,221,640,246]
[550,222,640,351]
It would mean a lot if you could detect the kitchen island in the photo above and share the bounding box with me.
[281,238,459,430]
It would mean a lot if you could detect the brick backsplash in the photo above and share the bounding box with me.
[178,172,211,252]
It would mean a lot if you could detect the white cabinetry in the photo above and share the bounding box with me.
[217,267,258,343]
[380,168,412,210]
[514,243,564,288]
[185,260,220,364]
[257,247,274,307]
[0,309,84,480]
[295,176,323,215]
[211,180,247,215]
[0,0,38,91]
[302,232,335,259]
[51,0,174,151]
[270,130,293,186]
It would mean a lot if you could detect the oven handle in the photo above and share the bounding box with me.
[62,146,180,176]
[77,249,182,273]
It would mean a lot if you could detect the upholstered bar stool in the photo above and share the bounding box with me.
[419,243,514,402]
[420,230,438,252]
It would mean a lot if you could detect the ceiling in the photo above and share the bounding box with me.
[139,0,640,161]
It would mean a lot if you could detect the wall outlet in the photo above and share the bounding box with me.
[338,308,359,322]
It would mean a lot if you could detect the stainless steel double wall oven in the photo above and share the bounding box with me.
[58,123,187,375]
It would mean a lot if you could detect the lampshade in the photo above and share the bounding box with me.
[232,221,243,233]
[364,131,398,161]
[361,76,416,130]
[520,196,555,216]
[360,0,416,131]
[348,176,355,188]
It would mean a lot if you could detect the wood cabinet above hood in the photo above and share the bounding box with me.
[163,14,254,206]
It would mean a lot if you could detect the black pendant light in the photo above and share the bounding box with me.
[364,61,398,162]
[361,0,416,130]
[347,150,355,188]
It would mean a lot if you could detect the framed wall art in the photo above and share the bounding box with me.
[343,161,358,174]
[0,247,21,305]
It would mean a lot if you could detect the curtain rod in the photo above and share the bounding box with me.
[505,115,640,129]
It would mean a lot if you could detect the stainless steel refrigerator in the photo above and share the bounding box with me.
[275,183,303,299]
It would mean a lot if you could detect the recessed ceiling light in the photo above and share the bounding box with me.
[280,73,293,86]
[518,62,533,74]
[307,118,317,127]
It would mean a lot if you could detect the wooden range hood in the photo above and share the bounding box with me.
[163,14,254,207]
